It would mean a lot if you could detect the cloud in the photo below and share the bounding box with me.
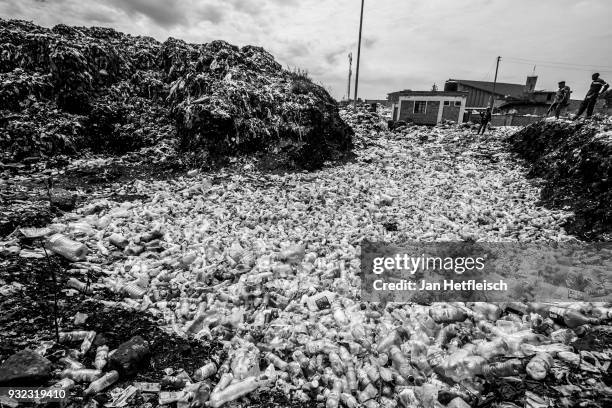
[198,4,226,24]
[2,0,611,100]
[286,42,309,58]
[226,0,262,15]
[107,0,186,28]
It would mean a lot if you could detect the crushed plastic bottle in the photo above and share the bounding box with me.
[208,376,261,408]
[526,353,553,380]
[45,234,89,261]
[84,370,119,395]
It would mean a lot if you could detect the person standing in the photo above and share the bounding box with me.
[477,107,491,134]
[547,81,571,119]
[573,73,609,119]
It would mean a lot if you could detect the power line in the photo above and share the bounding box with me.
[504,60,612,73]
[504,57,612,71]
[480,58,497,81]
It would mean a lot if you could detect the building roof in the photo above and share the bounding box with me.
[498,100,550,109]
[450,79,527,98]
[387,90,468,102]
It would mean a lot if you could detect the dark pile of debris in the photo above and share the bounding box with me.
[508,118,612,240]
[0,19,352,169]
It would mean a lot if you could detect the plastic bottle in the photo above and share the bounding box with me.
[212,373,233,394]
[590,306,612,320]
[475,337,508,360]
[425,327,448,349]
[331,300,349,326]
[50,378,75,391]
[191,382,212,408]
[326,379,342,408]
[366,364,380,383]
[342,362,356,391]
[264,352,288,371]
[45,234,89,261]
[193,362,217,381]
[504,302,529,315]
[123,282,146,299]
[526,353,553,380]
[59,331,91,342]
[109,233,129,249]
[67,277,92,293]
[388,345,419,383]
[59,356,85,370]
[481,359,523,378]
[94,345,109,370]
[328,352,345,376]
[61,368,102,382]
[340,393,358,408]
[80,331,96,355]
[306,291,335,311]
[441,352,485,382]
[429,305,468,323]
[379,366,393,382]
[357,383,378,403]
[426,347,446,373]
[292,350,310,369]
[84,370,119,395]
[208,376,260,408]
[278,245,305,264]
[547,306,599,328]
[557,351,580,365]
[376,327,409,353]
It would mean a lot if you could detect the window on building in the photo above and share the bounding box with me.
[414,101,427,114]
[454,101,462,107]
[443,101,450,106]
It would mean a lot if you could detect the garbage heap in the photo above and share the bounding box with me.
[0,19,352,169]
[508,118,612,240]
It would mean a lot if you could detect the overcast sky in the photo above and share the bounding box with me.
[3,0,612,100]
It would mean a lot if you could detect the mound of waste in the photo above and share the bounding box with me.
[509,118,612,240]
[0,19,352,169]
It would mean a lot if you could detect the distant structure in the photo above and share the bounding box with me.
[446,76,556,119]
[387,90,468,125]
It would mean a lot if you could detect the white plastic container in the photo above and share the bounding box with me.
[45,234,88,262]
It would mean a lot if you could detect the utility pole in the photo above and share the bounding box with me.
[353,0,365,109]
[347,52,353,101]
[490,56,501,110]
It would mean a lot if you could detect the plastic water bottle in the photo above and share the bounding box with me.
[326,379,342,408]
[45,234,88,261]
[526,353,553,380]
[193,362,217,381]
[208,376,260,408]
[84,370,119,395]
[61,368,102,382]
[94,345,109,370]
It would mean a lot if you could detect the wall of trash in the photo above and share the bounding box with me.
[0,19,353,169]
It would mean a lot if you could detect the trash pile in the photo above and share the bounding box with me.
[0,19,352,169]
[5,108,607,407]
[509,117,612,240]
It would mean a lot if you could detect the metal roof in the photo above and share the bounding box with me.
[450,79,527,97]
